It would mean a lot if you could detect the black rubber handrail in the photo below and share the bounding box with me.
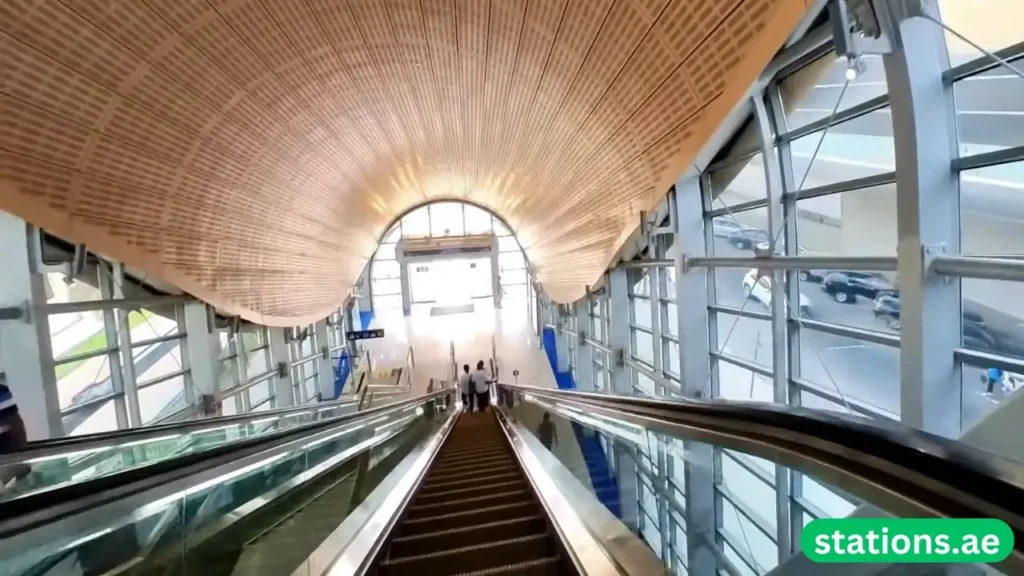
[0,389,451,536]
[499,383,1024,561]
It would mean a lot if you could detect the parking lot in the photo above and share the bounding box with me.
[710,237,999,430]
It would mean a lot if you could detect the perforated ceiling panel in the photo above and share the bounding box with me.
[0,0,807,325]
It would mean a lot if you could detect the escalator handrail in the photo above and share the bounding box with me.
[0,388,452,536]
[497,383,1024,539]
[0,389,407,466]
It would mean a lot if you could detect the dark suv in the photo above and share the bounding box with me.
[728,228,771,251]
[873,292,1024,355]
[821,271,893,304]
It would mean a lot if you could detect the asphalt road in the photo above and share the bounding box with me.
[710,238,998,432]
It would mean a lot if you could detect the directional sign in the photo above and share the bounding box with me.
[346,329,385,342]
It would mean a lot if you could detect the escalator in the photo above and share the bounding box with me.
[373,411,569,575]
[3,383,1024,575]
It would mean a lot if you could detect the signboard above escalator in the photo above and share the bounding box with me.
[346,329,385,341]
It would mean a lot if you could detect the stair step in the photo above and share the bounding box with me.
[389,515,547,559]
[421,468,522,492]
[454,556,564,576]
[439,447,508,463]
[431,454,515,475]
[380,532,556,576]
[406,488,533,520]
[413,478,527,507]
[398,500,540,538]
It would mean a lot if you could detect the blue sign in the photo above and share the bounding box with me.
[346,329,385,341]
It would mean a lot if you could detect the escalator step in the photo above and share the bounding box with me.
[398,501,540,537]
[454,556,565,576]
[421,468,522,493]
[413,478,527,507]
[440,445,509,459]
[430,453,512,471]
[389,516,547,559]
[379,532,557,576]
[431,454,515,475]
[405,488,533,520]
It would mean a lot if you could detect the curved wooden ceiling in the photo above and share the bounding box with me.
[0,0,806,326]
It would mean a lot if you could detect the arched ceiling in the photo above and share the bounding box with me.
[0,0,807,326]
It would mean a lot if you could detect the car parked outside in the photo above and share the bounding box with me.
[821,271,893,304]
[742,269,812,317]
[728,227,771,251]
[712,216,743,239]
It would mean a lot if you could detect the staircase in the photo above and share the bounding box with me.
[374,412,573,575]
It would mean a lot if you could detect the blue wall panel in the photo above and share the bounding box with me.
[540,327,621,518]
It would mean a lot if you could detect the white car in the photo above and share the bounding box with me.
[742,269,812,317]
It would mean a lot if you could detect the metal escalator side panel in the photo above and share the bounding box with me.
[305,405,463,575]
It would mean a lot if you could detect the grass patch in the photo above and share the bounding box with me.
[55,311,154,380]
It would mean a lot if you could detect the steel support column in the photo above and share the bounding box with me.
[883,0,962,435]
[269,327,295,408]
[574,303,594,391]
[753,92,793,560]
[314,319,333,400]
[182,302,217,415]
[0,215,62,439]
[675,175,718,574]
[608,268,631,394]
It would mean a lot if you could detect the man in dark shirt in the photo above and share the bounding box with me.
[536,412,558,450]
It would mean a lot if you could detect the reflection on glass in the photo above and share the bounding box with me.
[721,452,777,533]
[802,475,857,518]
[791,109,894,190]
[720,497,778,573]
[715,312,772,370]
[779,53,887,131]
[134,342,183,386]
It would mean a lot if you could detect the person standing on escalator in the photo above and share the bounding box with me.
[459,364,474,411]
[471,360,492,412]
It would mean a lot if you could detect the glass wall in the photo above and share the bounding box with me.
[370,202,534,312]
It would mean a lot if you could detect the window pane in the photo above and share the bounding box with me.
[429,202,465,236]
[249,379,272,405]
[245,347,270,380]
[660,266,676,300]
[135,341,183,386]
[779,52,887,131]
[961,161,1024,257]
[464,205,493,234]
[500,268,527,286]
[953,63,1024,154]
[372,260,401,279]
[791,109,894,190]
[939,0,1024,68]
[373,278,402,296]
[632,297,653,329]
[629,269,652,297]
[45,269,101,304]
[498,235,520,253]
[715,311,773,370]
[139,373,186,424]
[50,310,110,366]
[723,540,759,576]
[721,497,778,573]
[64,399,119,436]
[799,328,899,417]
[402,206,430,237]
[663,339,680,377]
[376,242,397,261]
[717,359,773,403]
[661,302,678,337]
[56,355,113,410]
[636,371,656,396]
[710,207,770,273]
[499,251,525,270]
[721,453,777,533]
[493,219,512,236]
[802,475,857,518]
[709,152,766,208]
[382,224,401,243]
[632,329,654,364]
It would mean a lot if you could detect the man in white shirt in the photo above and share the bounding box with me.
[458,364,473,411]
[471,360,492,412]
